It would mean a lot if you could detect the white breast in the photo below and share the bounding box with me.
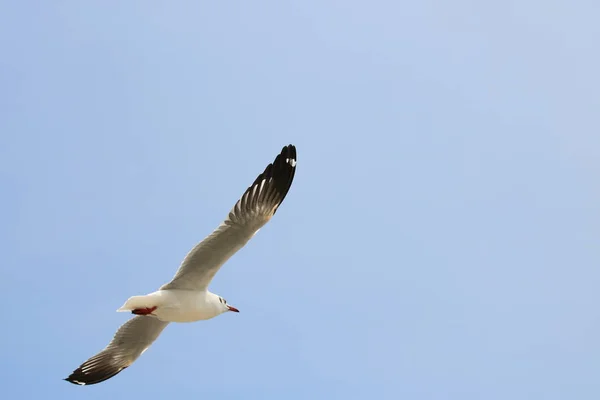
[151,290,220,323]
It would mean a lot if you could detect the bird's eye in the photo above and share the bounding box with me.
[223,299,227,304]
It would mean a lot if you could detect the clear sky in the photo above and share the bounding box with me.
[1,1,599,399]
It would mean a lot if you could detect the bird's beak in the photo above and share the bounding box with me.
[227,305,239,313]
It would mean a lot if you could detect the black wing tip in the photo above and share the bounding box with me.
[280,144,297,164]
[281,143,296,155]
[269,144,297,209]
[236,144,296,218]
[273,145,297,172]
[251,144,296,183]
[64,365,127,386]
[64,376,86,386]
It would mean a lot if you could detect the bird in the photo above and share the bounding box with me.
[65,144,297,385]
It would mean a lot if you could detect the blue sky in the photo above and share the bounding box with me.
[1,1,599,399]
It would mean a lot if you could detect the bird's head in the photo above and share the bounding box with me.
[216,295,239,314]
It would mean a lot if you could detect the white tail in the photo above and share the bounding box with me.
[116,295,155,312]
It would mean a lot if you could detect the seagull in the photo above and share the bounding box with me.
[65,144,297,385]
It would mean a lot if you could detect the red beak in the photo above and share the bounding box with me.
[227,305,239,313]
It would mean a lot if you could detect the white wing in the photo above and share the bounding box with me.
[65,316,169,385]
[160,144,297,291]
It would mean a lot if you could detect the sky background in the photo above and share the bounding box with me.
[1,1,599,399]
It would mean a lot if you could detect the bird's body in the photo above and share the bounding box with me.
[117,289,226,323]
[65,144,297,386]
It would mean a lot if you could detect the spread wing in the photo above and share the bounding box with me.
[160,144,297,291]
[65,316,169,385]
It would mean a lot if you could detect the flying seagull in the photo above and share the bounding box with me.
[65,144,297,385]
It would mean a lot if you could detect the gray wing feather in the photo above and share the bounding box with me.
[65,316,169,385]
[160,145,297,291]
